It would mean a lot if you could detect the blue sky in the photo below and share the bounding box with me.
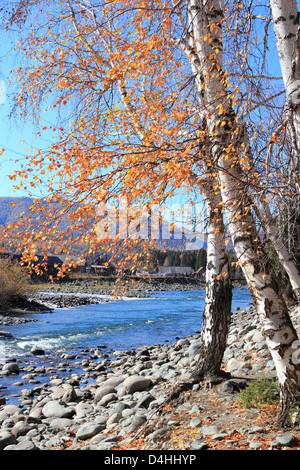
[0,34,40,198]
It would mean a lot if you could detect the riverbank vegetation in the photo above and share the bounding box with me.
[0,257,33,309]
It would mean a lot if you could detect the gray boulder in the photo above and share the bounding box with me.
[76,422,106,440]
[42,400,75,419]
[0,433,17,450]
[123,375,152,394]
[187,341,201,358]
[200,424,223,435]
[276,432,298,448]
[98,393,118,407]
[4,440,39,450]
[122,415,147,433]
[49,418,73,432]
[30,347,45,356]
[94,385,117,403]
[2,363,19,374]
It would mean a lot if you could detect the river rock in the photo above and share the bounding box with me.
[191,441,209,450]
[30,347,45,356]
[76,422,106,440]
[0,331,13,338]
[187,341,201,358]
[42,400,75,419]
[49,418,73,432]
[98,393,118,407]
[123,375,152,394]
[200,424,223,436]
[275,432,298,448]
[2,405,20,416]
[190,417,202,428]
[0,433,17,450]
[136,393,155,409]
[94,385,117,403]
[2,363,19,375]
[121,414,147,433]
[226,358,244,373]
[62,387,77,403]
[11,420,35,438]
[4,440,39,450]
[75,402,94,419]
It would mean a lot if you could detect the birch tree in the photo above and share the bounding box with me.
[190,180,232,383]
[178,0,300,427]
[269,0,300,170]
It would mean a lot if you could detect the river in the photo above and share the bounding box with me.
[0,287,252,404]
[0,287,252,360]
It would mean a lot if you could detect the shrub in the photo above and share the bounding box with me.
[239,378,280,409]
[0,257,32,308]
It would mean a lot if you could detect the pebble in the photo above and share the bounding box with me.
[190,417,202,428]
[0,303,299,451]
[76,422,106,440]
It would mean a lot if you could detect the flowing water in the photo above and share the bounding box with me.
[0,287,252,403]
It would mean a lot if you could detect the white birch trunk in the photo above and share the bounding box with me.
[185,0,300,426]
[269,0,300,170]
[256,195,300,301]
[191,184,232,382]
[240,125,300,300]
[171,0,233,381]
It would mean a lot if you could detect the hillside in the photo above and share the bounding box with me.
[0,197,207,251]
[0,197,33,227]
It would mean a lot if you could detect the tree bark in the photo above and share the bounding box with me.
[218,159,300,427]
[269,0,300,182]
[185,0,300,427]
[164,184,232,404]
[240,123,300,301]
[256,194,300,302]
[191,184,232,383]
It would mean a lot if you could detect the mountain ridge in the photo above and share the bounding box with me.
[0,196,34,226]
[0,196,208,251]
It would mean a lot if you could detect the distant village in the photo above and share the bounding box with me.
[0,251,205,280]
[0,247,244,281]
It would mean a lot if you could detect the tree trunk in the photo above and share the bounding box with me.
[256,194,300,302]
[239,124,300,301]
[164,183,232,404]
[185,0,300,427]
[191,184,232,383]
[269,0,300,182]
[218,160,300,428]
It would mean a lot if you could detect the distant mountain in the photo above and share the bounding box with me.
[0,197,34,227]
[0,197,209,251]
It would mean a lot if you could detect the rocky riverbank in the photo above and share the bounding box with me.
[0,278,207,324]
[1,302,300,451]
[0,277,248,325]
[0,297,52,326]
[31,277,206,308]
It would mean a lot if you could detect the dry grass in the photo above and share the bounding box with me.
[0,257,33,307]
